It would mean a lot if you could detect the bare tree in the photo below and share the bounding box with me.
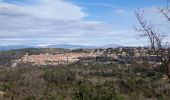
[135,1,170,81]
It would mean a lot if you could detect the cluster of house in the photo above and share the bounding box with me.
[20,52,98,66]
[12,47,160,66]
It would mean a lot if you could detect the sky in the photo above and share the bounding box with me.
[0,0,169,47]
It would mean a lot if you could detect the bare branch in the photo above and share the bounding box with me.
[135,8,170,80]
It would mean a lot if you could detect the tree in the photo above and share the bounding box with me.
[135,1,170,81]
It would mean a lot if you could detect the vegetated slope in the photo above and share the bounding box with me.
[0,48,170,100]
[0,62,169,100]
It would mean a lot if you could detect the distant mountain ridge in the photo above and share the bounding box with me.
[100,44,122,48]
[0,44,122,51]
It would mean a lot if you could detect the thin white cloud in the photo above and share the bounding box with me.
[83,2,124,9]
[0,0,87,20]
[26,0,87,20]
[113,9,126,14]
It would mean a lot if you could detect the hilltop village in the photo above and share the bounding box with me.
[12,47,161,66]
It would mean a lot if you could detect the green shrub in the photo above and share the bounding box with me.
[72,80,93,100]
[23,95,36,100]
[43,68,75,83]
[0,83,11,91]
[124,78,136,91]
[72,79,126,100]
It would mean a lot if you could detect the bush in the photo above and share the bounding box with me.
[0,83,11,91]
[72,79,126,100]
[43,67,75,83]
[72,80,93,100]
[23,95,36,100]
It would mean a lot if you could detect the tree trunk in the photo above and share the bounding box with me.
[167,63,170,82]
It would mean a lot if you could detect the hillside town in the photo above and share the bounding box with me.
[13,47,162,66]
[21,52,97,65]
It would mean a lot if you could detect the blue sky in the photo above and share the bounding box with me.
[0,0,169,46]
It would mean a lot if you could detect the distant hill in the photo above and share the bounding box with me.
[47,44,94,49]
[0,45,34,51]
[0,44,122,51]
[100,44,122,48]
